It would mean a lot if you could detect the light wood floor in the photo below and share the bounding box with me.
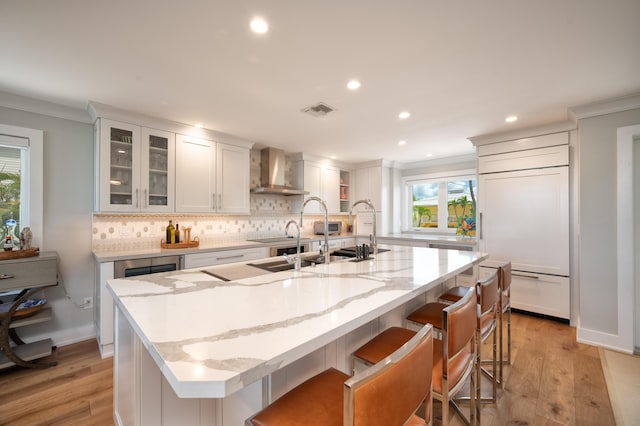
[0,313,615,425]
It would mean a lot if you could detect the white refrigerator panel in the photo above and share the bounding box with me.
[479,167,569,276]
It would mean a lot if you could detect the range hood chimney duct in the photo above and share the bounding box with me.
[251,147,308,196]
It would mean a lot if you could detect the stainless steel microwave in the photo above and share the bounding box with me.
[313,221,342,235]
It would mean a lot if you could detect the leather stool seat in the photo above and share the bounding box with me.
[407,302,448,329]
[353,326,417,365]
[249,368,348,426]
[439,286,470,303]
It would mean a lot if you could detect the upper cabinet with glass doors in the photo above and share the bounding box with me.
[96,118,175,212]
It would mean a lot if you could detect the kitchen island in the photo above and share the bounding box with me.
[108,245,486,426]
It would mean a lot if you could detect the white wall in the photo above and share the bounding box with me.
[0,104,96,345]
[577,107,640,340]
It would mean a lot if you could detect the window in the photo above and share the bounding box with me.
[0,124,43,247]
[0,143,24,240]
[404,170,477,235]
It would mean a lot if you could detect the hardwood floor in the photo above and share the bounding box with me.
[0,339,113,425]
[0,313,615,425]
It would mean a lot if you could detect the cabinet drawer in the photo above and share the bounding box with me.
[184,247,269,269]
[0,257,57,292]
[479,267,569,319]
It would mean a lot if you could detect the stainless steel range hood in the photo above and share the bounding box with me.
[251,147,308,195]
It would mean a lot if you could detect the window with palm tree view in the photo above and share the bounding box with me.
[0,144,23,241]
[408,175,477,236]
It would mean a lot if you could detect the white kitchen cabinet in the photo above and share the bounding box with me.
[184,247,269,269]
[95,118,175,212]
[310,237,355,251]
[175,134,250,214]
[292,160,341,214]
[353,166,382,211]
[475,131,570,321]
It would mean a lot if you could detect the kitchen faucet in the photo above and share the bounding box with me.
[349,199,377,256]
[300,196,331,265]
[283,220,301,271]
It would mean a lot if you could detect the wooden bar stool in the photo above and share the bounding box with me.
[352,288,479,426]
[246,324,434,426]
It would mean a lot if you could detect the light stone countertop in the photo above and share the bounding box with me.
[107,245,487,398]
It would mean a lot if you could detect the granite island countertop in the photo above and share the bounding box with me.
[107,245,487,398]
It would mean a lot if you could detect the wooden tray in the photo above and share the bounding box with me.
[161,237,199,249]
[0,247,39,261]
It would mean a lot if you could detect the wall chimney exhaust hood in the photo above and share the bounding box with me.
[251,147,308,196]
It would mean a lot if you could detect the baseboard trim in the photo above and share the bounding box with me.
[577,326,634,354]
[27,324,96,348]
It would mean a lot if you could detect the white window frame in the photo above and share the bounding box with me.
[402,169,476,233]
[0,123,43,248]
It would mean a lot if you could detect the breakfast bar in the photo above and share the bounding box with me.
[108,245,487,425]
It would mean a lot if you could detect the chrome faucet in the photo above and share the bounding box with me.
[349,199,378,256]
[300,196,331,264]
[284,220,301,271]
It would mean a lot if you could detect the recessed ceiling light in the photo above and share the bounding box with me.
[505,115,518,123]
[398,140,407,146]
[194,123,204,128]
[250,17,269,34]
[426,153,433,158]
[346,80,361,90]
[330,155,337,160]
[398,111,411,120]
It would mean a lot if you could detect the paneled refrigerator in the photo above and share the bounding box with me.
[477,142,570,320]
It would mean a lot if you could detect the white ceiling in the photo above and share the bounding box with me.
[1,1,639,164]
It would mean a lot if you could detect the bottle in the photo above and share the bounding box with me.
[175,223,180,243]
[4,235,14,251]
[166,220,175,244]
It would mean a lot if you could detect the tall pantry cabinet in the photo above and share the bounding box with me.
[472,130,572,321]
[352,161,391,236]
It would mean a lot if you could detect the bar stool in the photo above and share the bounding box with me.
[474,271,499,403]
[246,323,434,426]
[352,288,478,426]
[497,261,512,388]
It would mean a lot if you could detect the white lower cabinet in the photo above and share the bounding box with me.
[310,237,355,251]
[479,266,570,319]
[184,247,269,269]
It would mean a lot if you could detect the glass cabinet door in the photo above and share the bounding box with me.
[141,128,175,212]
[109,126,135,206]
[98,119,140,211]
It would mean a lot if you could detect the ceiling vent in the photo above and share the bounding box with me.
[301,102,336,117]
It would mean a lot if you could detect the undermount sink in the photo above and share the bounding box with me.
[248,254,351,273]
[247,258,314,273]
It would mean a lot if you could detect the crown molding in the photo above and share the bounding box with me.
[88,101,254,149]
[468,121,576,147]
[568,92,640,121]
[0,90,92,124]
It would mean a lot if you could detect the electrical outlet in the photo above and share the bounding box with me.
[83,297,93,309]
